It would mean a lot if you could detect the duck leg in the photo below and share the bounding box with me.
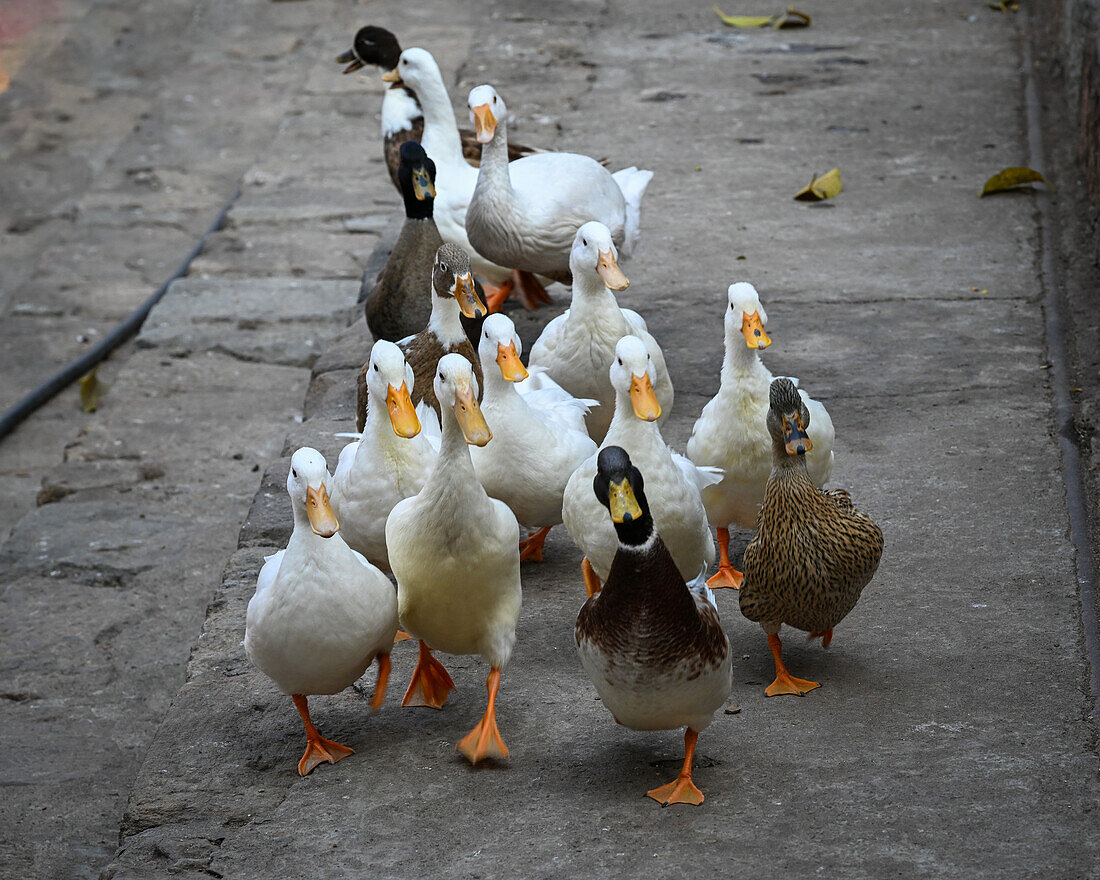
[808,628,833,648]
[369,653,391,714]
[706,527,743,589]
[646,728,705,807]
[457,667,509,764]
[519,526,552,562]
[394,630,413,643]
[765,632,820,697]
[512,270,552,310]
[402,641,456,709]
[582,557,602,597]
[292,694,354,776]
[481,277,515,313]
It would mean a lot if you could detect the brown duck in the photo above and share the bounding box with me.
[739,378,883,697]
[356,243,486,431]
[336,26,539,190]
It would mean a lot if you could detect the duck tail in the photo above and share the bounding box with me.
[611,166,654,258]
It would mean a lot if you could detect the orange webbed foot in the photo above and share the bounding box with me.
[394,630,413,643]
[402,641,456,709]
[706,564,743,590]
[456,668,509,764]
[647,775,705,807]
[298,735,354,776]
[765,669,821,697]
[482,278,515,313]
[519,526,552,562]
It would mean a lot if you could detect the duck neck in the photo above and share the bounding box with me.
[480,360,515,402]
[600,527,698,619]
[477,119,513,195]
[432,402,479,493]
[428,293,466,347]
[363,388,401,448]
[722,322,769,385]
[771,440,812,477]
[570,269,621,321]
[415,73,465,167]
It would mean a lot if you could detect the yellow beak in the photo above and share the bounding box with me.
[412,166,436,200]
[305,484,339,538]
[453,378,492,446]
[629,372,661,421]
[741,310,771,350]
[495,340,529,382]
[386,381,421,438]
[454,273,487,319]
[608,478,643,524]
[472,103,497,144]
[596,249,629,291]
[382,67,401,83]
[782,412,813,456]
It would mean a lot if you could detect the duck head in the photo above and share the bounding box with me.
[287,448,340,538]
[727,281,770,350]
[435,353,492,446]
[610,335,661,422]
[432,243,487,319]
[593,445,654,545]
[335,25,401,75]
[397,141,436,219]
[569,221,629,291]
[467,84,504,145]
[382,46,439,90]
[478,313,529,383]
[767,378,813,457]
[365,340,421,438]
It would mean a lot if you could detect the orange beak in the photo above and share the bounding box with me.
[382,67,401,83]
[596,249,629,291]
[495,341,529,382]
[386,381,421,438]
[452,378,492,446]
[782,412,813,456]
[472,103,497,144]
[305,484,339,537]
[741,310,771,350]
[629,372,661,421]
[454,273,487,319]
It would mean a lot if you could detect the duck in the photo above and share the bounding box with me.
[335,26,540,191]
[739,378,883,697]
[469,313,598,561]
[687,282,835,589]
[575,446,731,806]
[563,335,718,596]
[355,242,486,431]
[384,47,552,310]
[331,340,437,573]
[465,84,654,287]
[245,447,398,776]
[528,222,673,442]
[386,353,522,764]
[362,141,483,348]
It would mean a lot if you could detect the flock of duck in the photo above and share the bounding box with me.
[243,25,884,806]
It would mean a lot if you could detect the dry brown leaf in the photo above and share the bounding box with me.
[980,166,1049,196]
[794,167,842,201]
[78,367,107,413]
[713,6,811,28]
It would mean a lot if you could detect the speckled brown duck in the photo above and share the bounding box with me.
[356,243,486,430]
[336,26,539,190]
[576,446,731,807]
[739,378,883,697]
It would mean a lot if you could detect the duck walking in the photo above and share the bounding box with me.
[740,379,882,696]
[386,354,522,764]
[245,448,398,775]
[576,447,731,806]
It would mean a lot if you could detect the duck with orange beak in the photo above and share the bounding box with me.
[245,447,399,775]
[386,354,523,764]
[563,336,719,597]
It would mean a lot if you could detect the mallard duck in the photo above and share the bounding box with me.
[465,84,653,288]
[528,222,673,442]
[386,353,522,764]
[469,313,597,561]
[245,447,398,775]
[687,282,834,589]
[563,335,717,596]
[331,340,437,573]
[362,142,483,348]
[576,446,731,806]
[739,378,883,696]
[335,26,540,190]
[383,48,552,310]
[355,242,486,431]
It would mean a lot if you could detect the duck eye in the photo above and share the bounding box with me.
[582,238,588,247]
[438,372,444,381]
[373,363,379,372]
[617,357,623,365]
[291,468,298,479]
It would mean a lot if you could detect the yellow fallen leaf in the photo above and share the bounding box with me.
[713,6,811,28]
[988,0,1019,11]
[980,166,1049,196]
[78,367,107,413]
[794,167,842,201]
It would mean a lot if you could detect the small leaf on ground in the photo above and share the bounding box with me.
[713,6,811,28]
[794,167,843,201]
[980,166,1049,196]
[78,367,107,413]
[988,0,1019,11]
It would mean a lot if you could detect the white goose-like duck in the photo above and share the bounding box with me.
[385,353,522,764]
[528,222,673,443]
[563,335,718,596]
[465,84,653,289]
[331,340,437,573]
[469,313,598,561]
[687,282,834,589]
[245,447,398,776]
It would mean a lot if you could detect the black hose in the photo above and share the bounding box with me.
[0,185,242,444]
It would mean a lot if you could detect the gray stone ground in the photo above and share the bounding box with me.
[0,0,1098,878]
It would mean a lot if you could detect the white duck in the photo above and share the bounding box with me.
[331,340,437,573]
[385,353,522,764]
[465,84,653,286]
[245,447,398,776]
[528,222,674,442]
[686,282,835,589]
[469,313,598,561]
[563,335,718,595]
